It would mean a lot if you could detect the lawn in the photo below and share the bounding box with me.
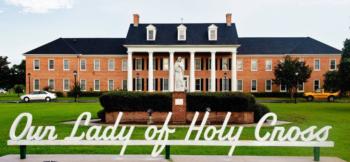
[0,102,349,161]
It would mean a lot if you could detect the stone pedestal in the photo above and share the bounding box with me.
[172,92,187,124]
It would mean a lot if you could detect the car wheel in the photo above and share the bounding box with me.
[23,97,30,103]
[45,97,51,102]
[328,96,335,102]
[307,96,314,102]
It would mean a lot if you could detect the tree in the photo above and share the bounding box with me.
[13,84,24,97]
[338,39,350,95]
[323,71,340,92]
[70,82,81,102]
[10,60,26,86]
[273,55,312,99]
[0,56,11,89]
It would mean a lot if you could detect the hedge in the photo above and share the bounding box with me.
[68,91,107,97]
[251,92,304,98]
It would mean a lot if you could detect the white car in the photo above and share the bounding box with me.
[0,89,7,94]
[20,91,57,102]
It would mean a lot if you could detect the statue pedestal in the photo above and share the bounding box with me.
[172,92,187,124]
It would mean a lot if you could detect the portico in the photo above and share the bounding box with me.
[125,46,239,92]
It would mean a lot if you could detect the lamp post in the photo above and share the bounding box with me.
[73,70,78,102]
[27,73,31,94]
[295,72,299,104]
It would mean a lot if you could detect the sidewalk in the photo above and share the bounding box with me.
[0,155,346,162]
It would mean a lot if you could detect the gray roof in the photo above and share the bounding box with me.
[125,23,239,45]
[238,37,341,54]
[24,38,127,55]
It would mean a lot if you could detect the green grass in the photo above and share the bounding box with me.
[0,102,349,161]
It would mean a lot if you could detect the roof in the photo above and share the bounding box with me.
[125,23,239,45]
[24,38,127,55]
[238,37,341,55]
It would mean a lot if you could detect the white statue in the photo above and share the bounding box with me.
[174,57,185,92]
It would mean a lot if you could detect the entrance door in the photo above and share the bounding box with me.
[183,75,189,92]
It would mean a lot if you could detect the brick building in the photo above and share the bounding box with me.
[24,14,341,93]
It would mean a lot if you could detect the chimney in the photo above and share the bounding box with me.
[133,14,139,27]
[226,13,232,26]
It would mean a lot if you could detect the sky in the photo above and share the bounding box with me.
[0,0,350,65]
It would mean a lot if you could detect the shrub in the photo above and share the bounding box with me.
[251,92,303,98]
[52,91,64,97]
[253,103,270,122]
[99,91,172,112]
[68,91,107,97]
[97,110,106,122]
[187,92,256,112]
[13,84,24,96]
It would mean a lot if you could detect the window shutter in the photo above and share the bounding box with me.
[201,58,204,70]
[146,78,148,91]
[133,78,135,91]
[220,58,222,70]
[160,78,163,91]
[206,58,209,70]
[215,59,218,70]
[219,78,222,91]
[185,58,188,70]
[216,79,218,91]
[229,79,232,91]
[133,59,135,70]
[155,58,158,70]
[206,78,209,91]
[146,59,149,70]
[201,78,204,91]
[142,59,144,70]
[229,58,232,70]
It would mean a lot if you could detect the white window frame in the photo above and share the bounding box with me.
[237,59,243,71]
[48,59,55,71]
[265,80,272,92]
[146,25,156,41]
[222,77,230,92]
[108,80,114,91]
[195,58,202,71]
[314,80,320,91]
[208,24,218,41]
[80,59,86,71]
[33,79,40,91]
[135,77,142,91]
[195,78,202,91]
[94,59,100,71]
[280,83,287,92]
[265,60,272,71]
[80,80,86,91]
[122,80,127,91]
[251,59,258,71]
[222,58,229,71]
[63,59,69,71]
[122,59,127,71]
[33,59,40,70]
[297,82,304,92]
[163,78,169,92]
[163,58,169,71]
[237,80,243,92]
[94,80,100,91]
[48,79,55,91]
[251,80,258,92]
[329,59,337,71]
[108,59,115,71]
[135,58,143,71]
[314,59,320,71]
[63,79,70,92]
[177,24,187,41]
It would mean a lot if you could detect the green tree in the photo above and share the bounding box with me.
[10,60,26,85]
[0,56,11,89]
[323,71,339,92]
[13,84,24,97]
[70,82,81,102]
[338,39,350,95]
[273,55,312,99]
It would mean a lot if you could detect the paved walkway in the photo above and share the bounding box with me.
[0,155,346,162]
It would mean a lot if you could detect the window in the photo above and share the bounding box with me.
[251,80,257,92]
[330,59,336,70]
[34,79,40,91]
[251,59,258,71]
[163,58,169,71]
[80,59,86,71]
[195,79,202,91]
[314,59,320,71]
[33,59,40,70]
[265,80,272,92]
[94,80,100,91]
[63,79,70,91]
[222,77,230,92]
[280,83,287,92]
[135,58,143,71]
[108,59,115,71]
[208,78,212,91]
[153,58,157,70]
[265,60,272,71]
[237,59,243,71]
[108,80,114,91]
[146,25,156,41]
[297,82,304,92]
[48,79,55,90]
[135,78,142,91]
[222,58,229,71]
[163,78,169,91]
[177,25,186,41]
[208,24,218,41]
[314,80,320,91]
[94,59,100,71]
[195,58,202,70]
[80,80,86,91]
[237,80,243,92]
[122,80,127,91]
[48,59,54,70]
[63,59,69,70]
[122,59,127,71]
[208,58,212,70]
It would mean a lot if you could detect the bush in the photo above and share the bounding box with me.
[68,91,107,97]
[99,91,172,112]
[97,110,106,122]
[187,92,256,112]
[251,92,303,98]
[52,91,64,97]
[253,103,270,122]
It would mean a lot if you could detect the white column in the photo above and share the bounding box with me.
[169,52,174,92]
[148,52,154,92]
[231,50,237,91]
[210,52,216,92]
[190,51,195,92]
[127,51,133,91]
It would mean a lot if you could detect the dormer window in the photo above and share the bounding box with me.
[208,24,218,41]
[177,24,187,41]
[146,24,156,41]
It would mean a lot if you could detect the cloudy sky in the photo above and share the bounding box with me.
[0,0,349,65]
